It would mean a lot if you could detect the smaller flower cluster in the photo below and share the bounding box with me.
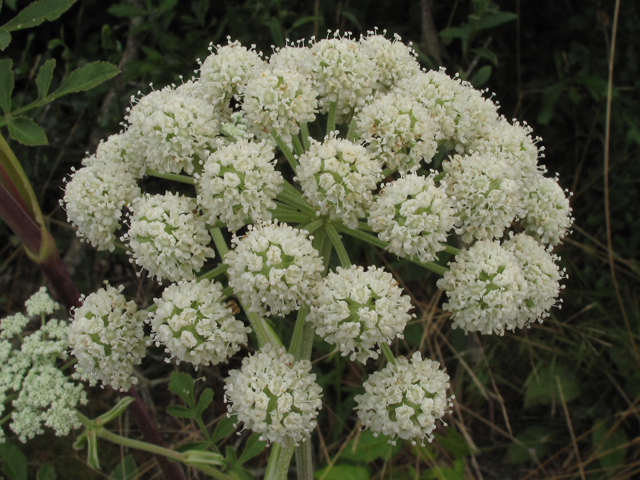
[224,344,322,445]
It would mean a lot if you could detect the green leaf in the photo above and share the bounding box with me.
[195,388,214,415]
[0,28,11,49]
[169,371,196,408]
[507,426,553,465]
[175,441,211,453]
[470,47,498,66]
[35,59,56,100]
[439,26,471,40]
[341,430,401,462]
[167,405,197,419]
[96,397,135,425]
[2,0,78,32]
[262,17,284,48]
[314,465,369,480]
[211,415,237,443]
[231,466,253,480]
[237,433,267,465]
[593,420,628,473]
[107,3,148,17]
[524,363,580,409]
[109,454,138,480]
[289,15,321,32]
[37,465,56,480]
[476,12,518,30]
[0,443,27,480]
[0,58,13,113]
[7,116,48,146]
[537,82,563,125]
[48,61,118,100]
[434,428,473,458]
[470,65,492,87]
[225,445,238,468]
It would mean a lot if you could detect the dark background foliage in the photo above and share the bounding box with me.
[1,0,638,478]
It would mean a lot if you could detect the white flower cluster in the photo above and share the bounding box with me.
[296,135,382,228]
[225,222,323,317]
[368,173,455,262]
[124,192,215,282]
[68,285,147,391]
[197,139,283,231]
[307,265,414,363]
[0,288,87,443]
[355,92,438,172]
[224,344,322,445]
[437,235,563,335]
[148,279,250,367]
[521,174,573,246]
[355,352,452,445]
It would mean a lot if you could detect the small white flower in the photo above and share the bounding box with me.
[83,132,146,179]
[355,352,452,445]
[125,86,220,175]
[196,139,284,231]
[504,233,564,324]
[296,134,382,229]
[355,92,438,172]
[443,151,524,243]
[224,222,324,317]
[437,240,528,335]
[521,173,573,246]
[368,173,456,262]
[25,287,60,317]
[307,265,414,363]
[224,343,322,445]
[242,67,318,145]
[269,43,314,80]
[0,313,29,340]
[359,32,420,91]
[124,192,215,282]
[149,279,250,367]
[68,285,147,392]
[62,161,141,252]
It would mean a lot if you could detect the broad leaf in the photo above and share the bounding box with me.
[48,61,119,100]
[109,454,137,480]
[225,445,238,468]
[2,0,78,32]
[524,363,580,409]
[7,116,48,146]
[477,12,518,30]
[0,443,27,480]
[211,415,237,443]
[195,388,214,415]
[471,65,492,87]
[36,465,56,480]
[439,26,471,41]
[96,397,135,425]
[107,3,148,18]
[434,427,473,458]
[341,430,401,462]
[169,371,196,408]
[237,433,267,465]
[537,82,563,125]
[167,405,197,419]
[0,58,13,113]
[35,59,56,100]
[0,28,10,50]
[593,420,628,473]
[507,426,554,464]
[314,465,369,480]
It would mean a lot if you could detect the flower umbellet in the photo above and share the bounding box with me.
[58,30,572,472]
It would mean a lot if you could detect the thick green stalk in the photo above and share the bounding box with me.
[265,439,296,480]
[197,263,229,281]
[300,123,311,150]
[299,218,325,234]
[326,102,338,135]
[292,135,305,156]
[380,343,397,365]
[145,169,195,185]
[324,223,350,268]
[273,134,299,171]
[346,117,357,142]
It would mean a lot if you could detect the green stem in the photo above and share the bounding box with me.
[299,219,324,234]
[272,210,312,224]
[326,102,338,136]
[380,343,397,365]
[273,134,299,171]
[346,117,357,142]
[198,263,229,281]
[325,224,351,268]
[444,245,460,255]
[381,167,398,178]
[145,169,195,185]
[295,441,314,480]
[292,135,305,156]
[221,286,234,300]
[300,123,311,150]
[210,228,229,257]
[334,224,449,275]
[265,439,296,480]
[277,190,316,216]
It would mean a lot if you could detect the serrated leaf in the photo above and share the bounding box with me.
[195,388,214,415]
[0,58,13,113]
[7,116,48,145]
[593,420,628,473]
[0,28,11,49]
[107,3,148,17]
[237,433,267,465]
[471,65,492,87]
[524,363,580,409]
[2,0,78,32]
[169,371,196,408]
[167,405,196,419]
[35,59,56,100]
[109,454,137,480]
[314,465,369,480]
[0,443,27,480]
[341,430,401,462]
[211,415,237,443]
[48,61,119,100]
[477,11,518,30]
[36,464,56,480]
